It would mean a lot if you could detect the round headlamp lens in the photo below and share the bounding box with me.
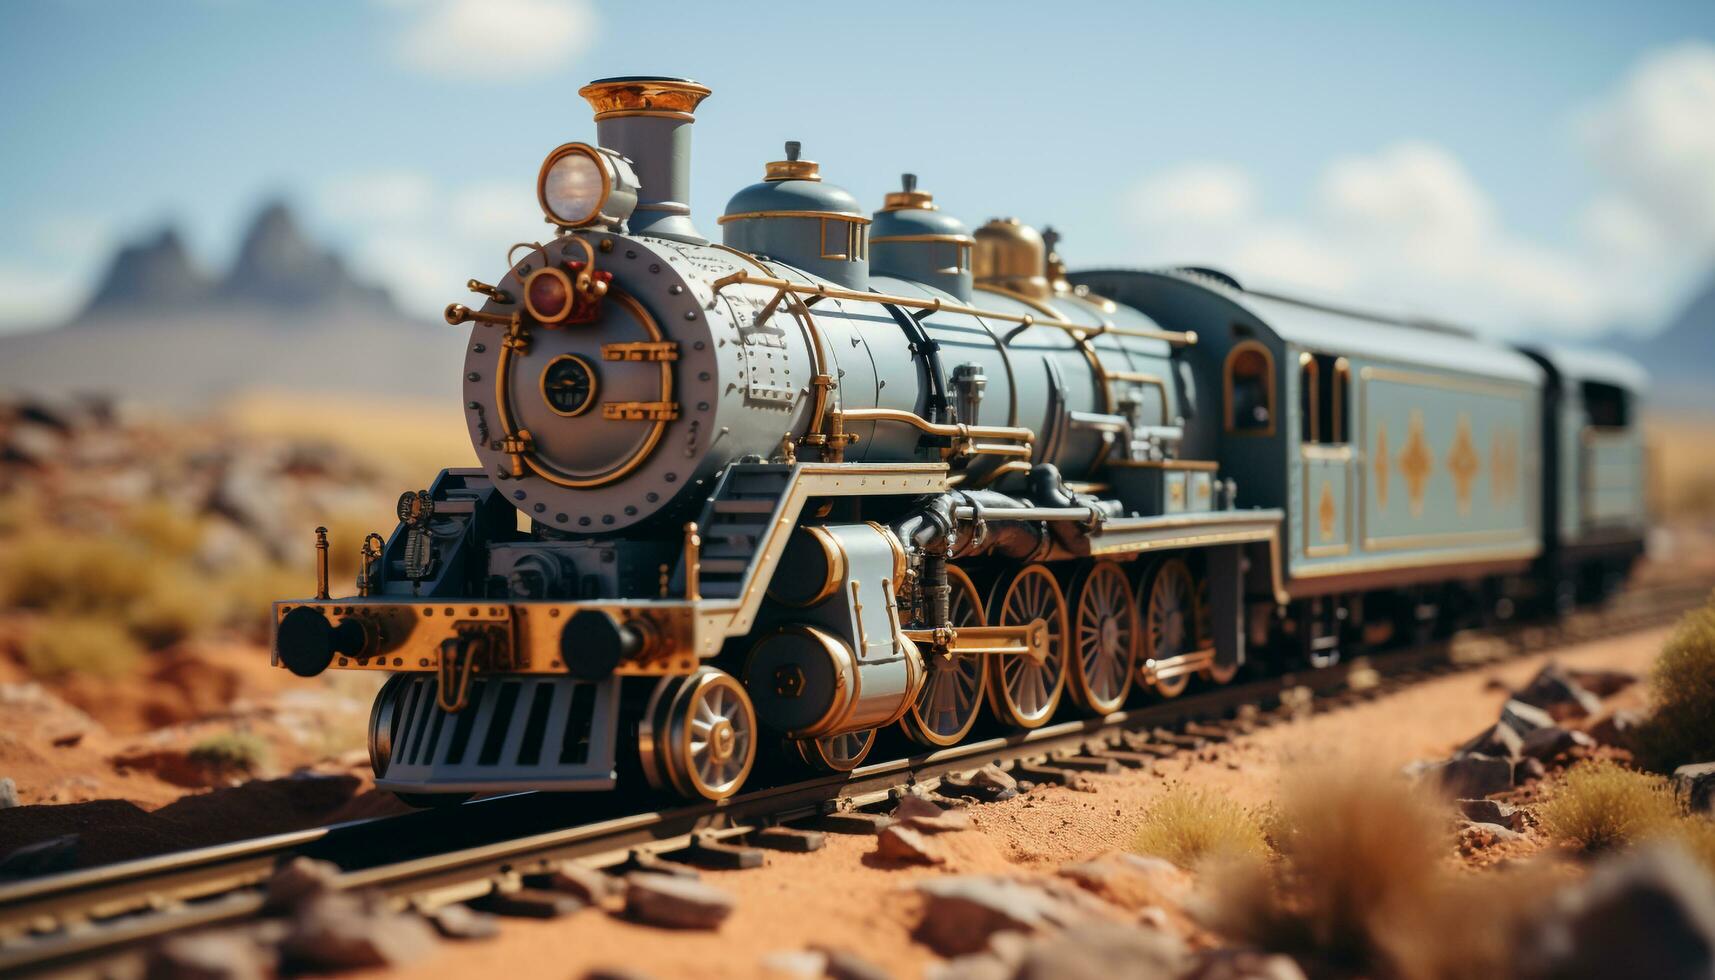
[541,147,607,226]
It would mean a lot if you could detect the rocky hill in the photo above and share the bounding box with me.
[1634,274,1714,411]
[0,202,461,406]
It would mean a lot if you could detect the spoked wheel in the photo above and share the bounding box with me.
[796,728,876,772]
[986,565,1068,729]
[1069,561,1137,713]
[1196,573,1239,684]
[1140,558,1195,698]
[900,565,991,747]
[640,667,757,801]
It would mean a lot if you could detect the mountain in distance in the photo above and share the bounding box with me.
[0,201,463,406]
[1624,272,1714,413]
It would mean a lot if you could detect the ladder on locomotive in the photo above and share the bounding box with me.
[673,463,793,600]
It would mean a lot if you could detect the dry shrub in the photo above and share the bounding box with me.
[1133,785,1270,867]
[1663,817,1715,878]
[1633,596,1715,771]
[125,572,212,649]
[1200,765,1540,980]
[1537,758,1680,852]
[214,562,311,639]
[187,731,268,776]
[122,501,205,560]
[0,533,156,614]
[21,615,144,679]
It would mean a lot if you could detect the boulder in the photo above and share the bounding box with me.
[1673,763,1715,815]
[262,856,341,913]
[1515,842,1715,980]
[1585,709,1645,748]
[912,875,1112,957]
[811,945,893,980]
[1012,922,1189,980]
[427,902,500,940]
[1457,722,1523,760]
[1501,699,1556,736]
[892,794,972,833]
[623,872,735,929]
[759,949,827,978]
[1515,757,1548,785]
[1460,821,1525,850]
[545,862,622,904]
[145,930,275,980]
[1457,798,1523,831]
[1513,663,1603,721]
[1056,853,1191,910]
[280,893,437,970]
[1425,754,1514,799]
[1566,667,1637,698]
[875,824,947,865]
[940,764,1019,803]
[1183,948,1310,980]
[1520,726,1595,762]
[926,932,1034,980]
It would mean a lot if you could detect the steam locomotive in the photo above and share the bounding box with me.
[271,76,1648,804]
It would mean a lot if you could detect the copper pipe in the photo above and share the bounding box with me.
[683,522,702,601]
[314,526,330,600]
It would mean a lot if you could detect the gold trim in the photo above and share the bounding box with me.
[1363,528,1535,552]
[536,143,610,228]
[717,209,871,225]
[540,353,598,417]
[1303,457,1351,558]
[1290,542,1540,579]
[1107,458,1220,471]
[706,247,835,450]
[710,270,1195,346]
[1332,357,1350,443]
[1359,365,1534,400]
[869,233,974,245]
[767,525,844,608]
[1299,444,1353,462]
[523,267,575,324]
[1300,350,1320,443]
[578,78,711,118]
[1224,340,1276,437]
[837,407,1034,457]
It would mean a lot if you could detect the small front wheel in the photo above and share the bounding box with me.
[640,667,758,801]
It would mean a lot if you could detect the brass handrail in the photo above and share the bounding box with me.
[837,407,1034,446]
[710,270,1196,347]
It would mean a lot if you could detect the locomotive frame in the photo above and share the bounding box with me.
[270,75,1648,805]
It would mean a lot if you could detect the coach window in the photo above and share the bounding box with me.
[1582,381,1630,429]
[1225,340,1275,435]
[1300,352,1350,445]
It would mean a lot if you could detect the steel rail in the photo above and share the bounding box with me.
[1,577,1707,975]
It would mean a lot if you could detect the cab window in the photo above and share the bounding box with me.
[1226,341,1274,434]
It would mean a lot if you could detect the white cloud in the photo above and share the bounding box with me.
[388,0,596,81]
[318,172,436,224]
[1578,40,1715,252]
[0,263,84,330]
[1130,163,1255,226]
[1319,142,1492,252]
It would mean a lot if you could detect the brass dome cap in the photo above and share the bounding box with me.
[882,173,937,211]
[973,217,1049,298]
[765,140,821,182]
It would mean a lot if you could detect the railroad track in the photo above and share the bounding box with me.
[2,576,1708,976]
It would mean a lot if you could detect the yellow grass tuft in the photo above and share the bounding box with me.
[1634,596,1715,772]
[187,731,269,775]
[1133,784,1270,867]
[1537,758,1681,852]
[1665,817,1715,878]
[21,615,144,679]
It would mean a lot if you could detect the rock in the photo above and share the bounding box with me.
[280,893,437,970]
[811,945,893,980]
[1515,842,1715,980]
[1457,798,1523,831]
[0,778,17,808]
[1425,754,1514,799]
[875,824,947,865]
[1501,699,1556,736]
[759,949,827,978]
[1066,774,1100,793]
[427,902,500,940]
[623,872,735,929]
[1012,922,1189,980]
[1566,667,1637,697]
[582,970,661,980]
[1513,662,1603,721]
[262,856,341,913]
[1138,906,1169,929]
[912,875,1111,957]
[145,930,275,980]
[1457,722,1523,760]
[1674,763,1715,814]
[927,933,1032,980]
[1515,757,1548,785]
[545,862,622,904]
[1520,725,1595,761]
[0,834,79,879]
[892,794,971,833]
[1056,853,1191,910]
[941,764,1019,802]
[1585,709,1645,748]
[1183,948,1310,980]
[1460,821,1525,851]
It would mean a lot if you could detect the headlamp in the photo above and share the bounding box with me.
[537,143,639,230]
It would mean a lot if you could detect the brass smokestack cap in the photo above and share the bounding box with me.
[764,141,821,182]
[578,76,712,121]
[882,173,937,212]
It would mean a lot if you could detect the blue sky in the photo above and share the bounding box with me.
[2,0,1712,336]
